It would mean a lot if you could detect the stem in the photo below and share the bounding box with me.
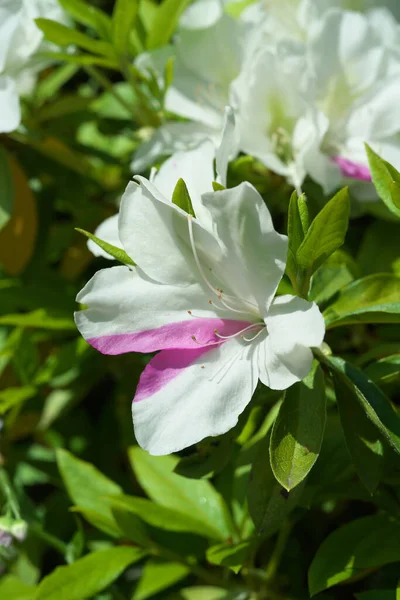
[29,522,67,556]
[0,469,21,519]
[265,520,292,582]
[83,65,136,119]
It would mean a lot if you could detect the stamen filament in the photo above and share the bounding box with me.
[214,323,263,340]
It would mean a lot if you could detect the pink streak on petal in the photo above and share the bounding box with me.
[332,156,372,182]
[87,318,251,355]
[134,347,211,402]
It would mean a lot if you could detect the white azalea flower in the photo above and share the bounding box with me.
[0,0,66,133]
[131,0,251,172]
[76,139,325,456]
[93,108,237,259]
[310,9,400,191]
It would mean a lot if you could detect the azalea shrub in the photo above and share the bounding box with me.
[1,0,400,599]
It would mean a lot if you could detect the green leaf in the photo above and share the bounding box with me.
[179,588,243,600]
[58,0,112,40]
[128,447,233,541]
[296,187,350,274]
[36,63,79,103]
[212,181,225,191]
[321,355,400,457]
[333,371,384,494]
[75,228,135,265]
[43,51,119,69]
[365,355,400,387]
[0,386,37,415]
[172,178,195,216]
[56,449,122,537]
[146,0,191,49]
[110,506,151,547]
[108,494,222,540]
[0,146,14,231]
[248,432,305,537]
[270,363,326,491]
[308,515,400,596]
[132,559,189,600]
[35,19,115,57]
[309,249,356,305]
[0,309,75,330]
[34,546,144,600]
[357,221,400,277]
[365,144,400,218]
[323,274,400,328]
[206,541,252,574]
[112,0,138,57]
[0,575,35,600]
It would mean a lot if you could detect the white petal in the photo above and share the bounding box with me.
[200,182,288,313]
[257,330,314,390]
[0,76,20,133]
[267,295,326,356]
[153,141,215,223]
[132,338,258,455]
[179,0,223,30]
[131,122,218,173]
[118,180,221,286]
[0,1,22,72]
[87,214,120,260]
[216,106,239,187]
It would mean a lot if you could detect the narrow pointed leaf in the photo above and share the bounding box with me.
[365,144,400,218]
[296,187,350,274]
[172,178,195,216]
[112,0,138,56]
[76,228,135,265]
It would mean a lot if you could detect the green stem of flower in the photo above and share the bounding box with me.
[29,522,68,556]
[264,519,292,582]
[83,65,136,120]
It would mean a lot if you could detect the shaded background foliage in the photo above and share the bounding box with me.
[1,1,400,599]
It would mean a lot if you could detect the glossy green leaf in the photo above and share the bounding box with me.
[296,187,350,274]
[321,355,400,456]
[110,506,151,547]
[365,144,400,218]
[128,447,233,541]
[57,449,122,537]
[75,228,135,265]
[58,0,112,40]
[358,221,400,277]
[146,0,191,49]
[248,432,305,537]
[172,178,195,216]
[108,494,223,539]
[309,249,356,305]
[308,515,400,596]
[0,146,14,231]
[323,274,400,328]
[333,371,383,493]
[112,0,138,58]
[0,575,35,600]
[206,541,252,574]
[270,363,326,491]
[365,355,400,386]
[34,546,144,600]
[35,19,115,57]
[286,191,308,285]
[355,592,396,600]
[132,559,189,600]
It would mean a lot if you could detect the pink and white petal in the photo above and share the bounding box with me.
[200,182,288,312]
[257,331,314,391]
[87,214,120,259]
[132,338,258,455]
[267,295,325,356]
[75,265,246,354]
[118,179,222,286]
